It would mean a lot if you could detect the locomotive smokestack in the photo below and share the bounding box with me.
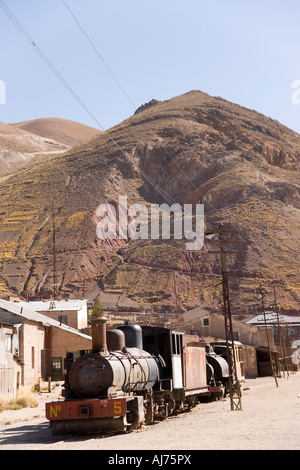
[90,317,108,355]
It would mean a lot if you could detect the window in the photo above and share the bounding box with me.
[31,346,35,369]
[5,334,13,352]
[51,358,62,369]
[233,331,239,341]
[58,315,68,325]
[16,371,20,390]
[203,318,209,327]
[177,334,182,354]
[172,334,177,354]
[172,333,182,355]
[289,327,298,336]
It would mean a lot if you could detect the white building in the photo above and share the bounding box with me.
[18,299,88,330]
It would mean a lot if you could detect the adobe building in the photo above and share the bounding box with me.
[182,308,279,378]
[18,299,88,330]
[246,312,300,370]
[0,299,92,399]
[0,322,22,399]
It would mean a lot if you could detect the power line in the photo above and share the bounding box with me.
[2,1,299,309]
[0,1,178,301]
[62,0,137,111]
[0,0,177,208]
[63,1,211,202]
[63,0,211,219]
[0,1,104,131]
[61,0,252,294]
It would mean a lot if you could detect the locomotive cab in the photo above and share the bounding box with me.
[142,326,210,415]
[141,326,182,391]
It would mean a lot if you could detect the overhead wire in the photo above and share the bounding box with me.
[1,1,297,306]
[0,0,177,208]
[60,2,299,310]
[1,0,193,279]
[61,0,214,209]
[0,1,257,305]
[61,0,137,111]
[0,1,178,300]
[60,0,249,277]
[60,1,247,287]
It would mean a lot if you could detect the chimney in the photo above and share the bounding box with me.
[90,317,108,355]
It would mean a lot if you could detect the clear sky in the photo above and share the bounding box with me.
[1,0,300,133]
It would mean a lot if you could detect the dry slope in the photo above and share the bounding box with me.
[0,118,100,179]
[0,91,299,314]
[14,117,99,147]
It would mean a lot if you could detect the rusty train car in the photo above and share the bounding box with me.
[46,318,231,435]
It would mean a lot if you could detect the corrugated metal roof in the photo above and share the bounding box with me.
[0,299,91,340]
[18,299,87,311]
[246,312,300,325]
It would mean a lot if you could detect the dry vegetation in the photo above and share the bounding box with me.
[0,387,38,413]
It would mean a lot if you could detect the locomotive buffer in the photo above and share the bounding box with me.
[206,226,243,411]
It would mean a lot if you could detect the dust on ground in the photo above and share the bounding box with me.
[1,373,300,450]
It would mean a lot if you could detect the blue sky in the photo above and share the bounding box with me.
[1,0,300,133]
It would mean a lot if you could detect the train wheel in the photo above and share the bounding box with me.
[186,396,197,410]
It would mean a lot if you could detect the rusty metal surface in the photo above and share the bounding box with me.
[46,397,127,421]
[49,416,128,435]
[183,345,207,389]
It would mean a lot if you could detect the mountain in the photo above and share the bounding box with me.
[0,121,68,179]
[14,117,99,147]
[0,118,99,179]
[0,91,299,315]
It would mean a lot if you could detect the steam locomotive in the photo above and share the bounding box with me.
[46,318,231,435]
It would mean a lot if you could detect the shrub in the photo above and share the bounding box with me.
[0,387,38,412]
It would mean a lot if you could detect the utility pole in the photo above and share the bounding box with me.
[207,225,242,411]
[52,207,58,300]
[273,285,289,378]
[282,321,291,376]
[173,271,179,312]
[257,283,278,387]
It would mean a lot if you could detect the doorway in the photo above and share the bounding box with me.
[51,357,63,381]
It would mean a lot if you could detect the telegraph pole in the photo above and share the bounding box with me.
[52,207,58,300]
[273,285,289,378]
[173,271,179,312]
[257,283,278,387]
[207,225,242,411]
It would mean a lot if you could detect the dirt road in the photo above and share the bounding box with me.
[1,373,300,451]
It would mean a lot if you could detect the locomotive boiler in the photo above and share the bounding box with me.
[66,320,159,399]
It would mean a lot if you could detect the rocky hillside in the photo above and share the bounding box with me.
[0,91,299,315]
